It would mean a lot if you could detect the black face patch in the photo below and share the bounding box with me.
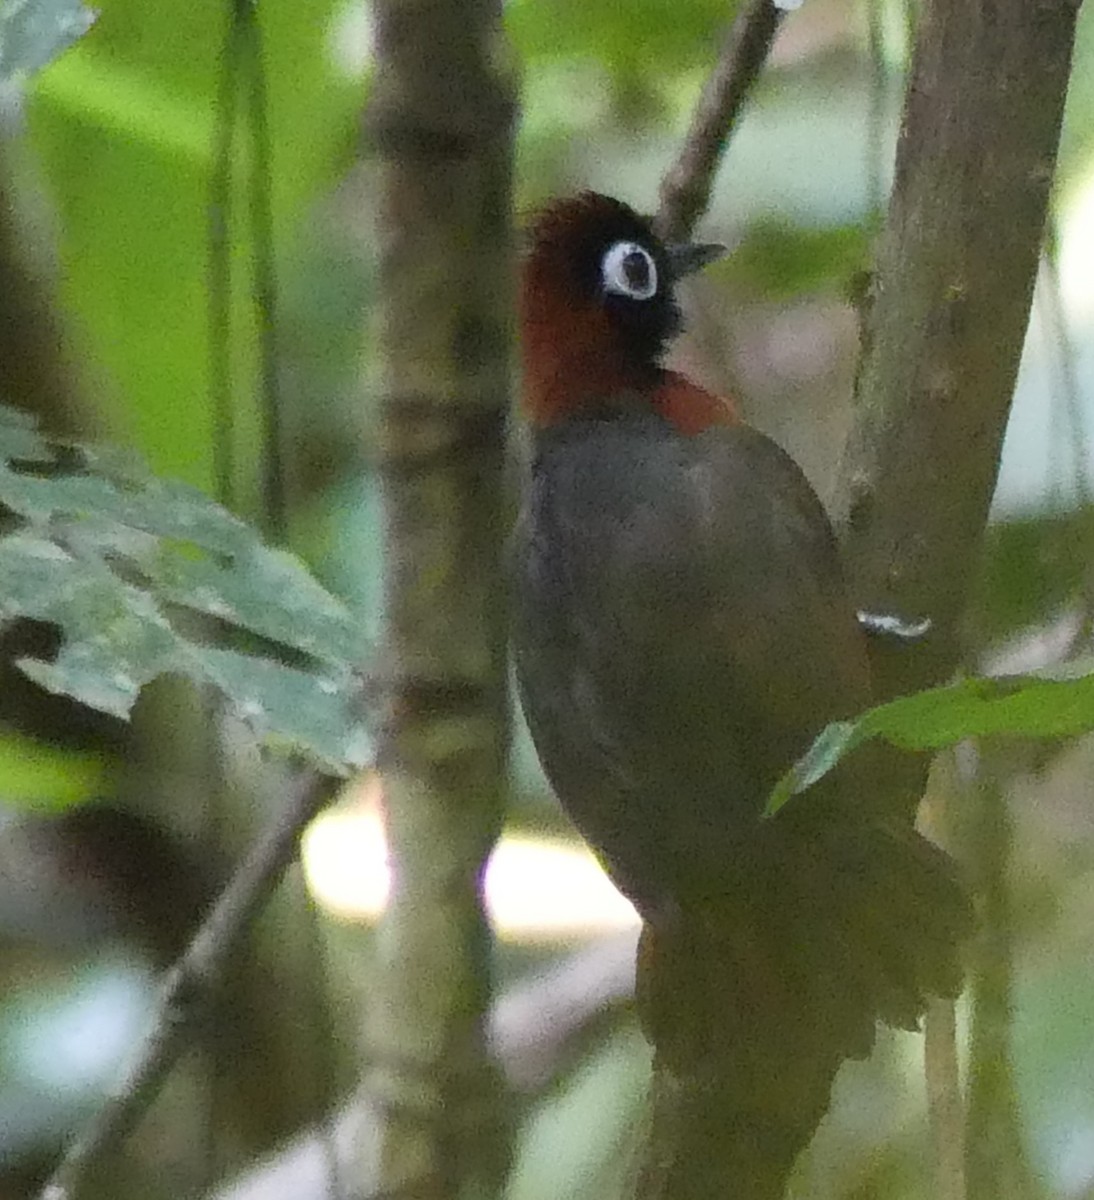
[600,239,681,368]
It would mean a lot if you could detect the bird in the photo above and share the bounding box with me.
[511,192,970,1197]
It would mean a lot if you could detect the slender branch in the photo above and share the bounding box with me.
[654,0,784,243]
[963,752,1043,1200]
[207,0,244,511]
[232,9,344,1188]
[37,769,337,1200]
[925,997,966,1200]
[361,0,515,1195]
[832,0,1081,706]
[0,163,92,436]
[243,0,287,541]
[864,0,888,219]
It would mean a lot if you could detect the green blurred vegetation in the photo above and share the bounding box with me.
[2,0,1094,1198]
[24,0,361,496]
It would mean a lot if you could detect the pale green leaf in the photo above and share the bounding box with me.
[0,406,371,775]
[0,731,109,811]
[143,540,369,665]
[195,648,372,771]
[765,720,859,817]
[770,672,1094,815]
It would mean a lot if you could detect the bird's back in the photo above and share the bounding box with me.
[513,408,871,917]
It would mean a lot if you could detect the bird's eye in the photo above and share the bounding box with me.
[601,241,658,301]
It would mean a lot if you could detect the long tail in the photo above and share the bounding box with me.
[634,818,972,1200]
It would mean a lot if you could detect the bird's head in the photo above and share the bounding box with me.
[521,192,726,427]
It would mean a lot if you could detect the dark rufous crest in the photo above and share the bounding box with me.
[521,192,728,428]
[524,193,684,368]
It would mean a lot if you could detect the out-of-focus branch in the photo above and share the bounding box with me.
[925,997,966,1200]
[0,159,125,751]
[36,769,337,1200]
[210,935,638,1200]
[654,0,784,243]
[361,0,515,1195]
[833,3,1077,1198]
[833,0,1080,707]
[961,752,1044,1200]
[0,165,88,434]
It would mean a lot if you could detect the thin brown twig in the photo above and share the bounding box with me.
[655,0,784,243]
[37,768,338,1200]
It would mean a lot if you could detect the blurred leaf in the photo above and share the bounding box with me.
[199,647,371,769]
[505,1024,650,1200]
[0,730,109,810]
[970,509,1094,645]
[25,0,359,496]
[767,673,1094,815]
[724,219,871,300]
[1014,957,1094,1195]
[0,406,371,782]
[506,0,738,81]
[0,0,95,83]
[0,958,152,1159]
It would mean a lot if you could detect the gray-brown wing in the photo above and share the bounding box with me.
[512,415,870,909]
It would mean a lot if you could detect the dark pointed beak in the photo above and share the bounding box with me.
[666,241,728,280]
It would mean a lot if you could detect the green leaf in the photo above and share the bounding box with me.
[859,673,1094,746]
[0,0,95,83]
[195,648,371,771]
[0,731,110,811]
[507,0,739,80]
[970,511,1093,645]
[0,406,371,775]
[768,673,1094,815]
[765,720,860,816]
[144,539,368,665]
[725,219,871,301]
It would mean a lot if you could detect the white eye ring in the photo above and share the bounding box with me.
[601,241,658,301]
